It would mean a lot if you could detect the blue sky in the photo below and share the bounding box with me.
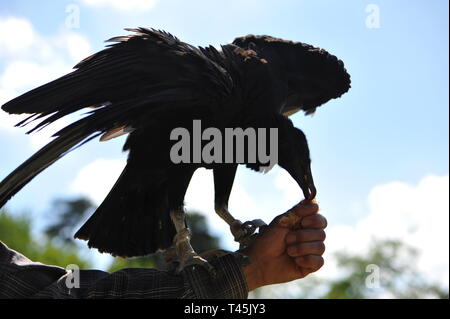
[0,0,448,293]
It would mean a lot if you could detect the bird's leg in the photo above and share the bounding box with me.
[169,207,213,273]
[213,166,266,249]
[164,167,213,273]
[214,203,244,241]
[215,203,266,249]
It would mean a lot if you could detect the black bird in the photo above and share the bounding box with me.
[0,29,350,269]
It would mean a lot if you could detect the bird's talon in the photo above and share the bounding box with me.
[175,254,215,275]
[233,219,267,248]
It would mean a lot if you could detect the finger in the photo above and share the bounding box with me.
[290,202,319,218]
[301,214,328,229]
[272,202,319,228]
[296,267,313,279]
[286,229,326,245]
[287,241,326,257]
[295,255,324,271]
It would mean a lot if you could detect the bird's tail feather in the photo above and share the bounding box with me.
[74,165,176,257]
[0,121,100,209]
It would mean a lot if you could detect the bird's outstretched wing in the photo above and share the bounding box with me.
[0,28,235,208]
[2,28,233,133]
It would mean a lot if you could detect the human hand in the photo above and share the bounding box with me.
[240,201,327,291]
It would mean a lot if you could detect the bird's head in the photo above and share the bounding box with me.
[277,118,316,201]
[232,35,351,115]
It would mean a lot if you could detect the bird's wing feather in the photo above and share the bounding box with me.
[2,28,233,134]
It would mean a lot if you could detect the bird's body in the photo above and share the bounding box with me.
[0,28,350,265]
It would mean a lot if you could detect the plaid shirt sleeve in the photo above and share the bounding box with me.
[0,241,249,299]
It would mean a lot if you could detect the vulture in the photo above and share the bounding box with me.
[0,28,350,271]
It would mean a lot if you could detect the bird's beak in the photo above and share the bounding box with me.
[283,106,303,117]
[298,165,316,201]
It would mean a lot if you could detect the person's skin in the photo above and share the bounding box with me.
[240,202,326,291]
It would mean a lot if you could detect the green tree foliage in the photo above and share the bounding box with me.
[322,239,449,299]
[186,212,221,253]
[107,255,158,273]
[44,197,95,245]
[0,211,91,269]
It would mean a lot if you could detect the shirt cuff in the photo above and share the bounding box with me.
[182,252,249,299]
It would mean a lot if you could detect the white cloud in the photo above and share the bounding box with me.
[274,168,301,204]
[27,116,73,151]
[70,159,126,205]
[181,168,234,248]
[1,60,70,92]
[184,169,247,250]
[65,33,92,63]
[81,0,158,11]
[0,89,26,132]
[0,57,78,151]
[1,97,72,151]
[0,17,92,150]
[0,17,35,54]
[0,17,92,87]
[184,168,215,215]
[321,174,449,288]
